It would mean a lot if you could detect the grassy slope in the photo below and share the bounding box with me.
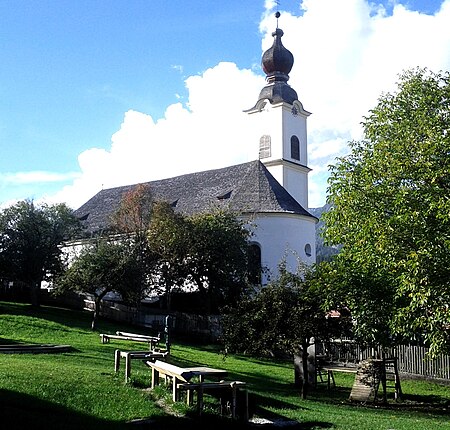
[0,301,449,430]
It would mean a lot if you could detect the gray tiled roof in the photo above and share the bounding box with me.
[74,160,315,236]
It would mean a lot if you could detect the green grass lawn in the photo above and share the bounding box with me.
[0,301,449,429]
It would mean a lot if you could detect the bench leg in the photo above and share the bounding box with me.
[114,349,120,373]
[186,389,193,406]
[172,377,177,402]
[125,353,131,383]
[328,370,335,389]
[151,368,159,389]
[197,385,204,416]
[243,389,249,422]
[231,383,237,419]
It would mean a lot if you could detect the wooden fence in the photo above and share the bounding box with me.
[323,339,450,381]
[89,297,221,341]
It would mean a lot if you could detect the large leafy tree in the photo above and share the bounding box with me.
[56,185,157,329]
[146,201,191,310]
[186,210,251,313]
[56,239,149,330]
[147,204,252,313]
[110,183,157,290]
[111,183,153,246]
[221,262,341,399]
[324,68,450,355]
[0,200,80,306]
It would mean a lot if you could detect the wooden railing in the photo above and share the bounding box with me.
[321,340,450,381]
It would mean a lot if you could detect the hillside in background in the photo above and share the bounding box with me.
[309,204,340,262]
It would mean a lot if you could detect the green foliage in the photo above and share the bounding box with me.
[324,68,450,355]
[221,262,337,396]
[187,210,251,312]
[147,204,251,313]
[147,201,191,309]
[0,200,80,305]
[56,239,150,329]
[319,260,396,348]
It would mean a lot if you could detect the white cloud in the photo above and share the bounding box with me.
[52,0,450,209]
[261,0,450,206]
[53,62,265,208]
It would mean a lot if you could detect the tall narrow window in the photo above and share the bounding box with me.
[291,135,300,161]
[259,135,271,159]
[248,243,262,285]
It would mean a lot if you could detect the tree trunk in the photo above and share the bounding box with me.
[91,296,101,330]
[30,281,41,308]
[293,340,313,399]
[165,283,171,311]
[301,339,310,399]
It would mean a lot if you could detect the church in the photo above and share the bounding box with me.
[73,23,317,285]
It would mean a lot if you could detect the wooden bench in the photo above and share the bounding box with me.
[318,365,357,389]
[145,360,195,401]
[177,380,248,420]
[114,349,169,382]
[100,331,160,350]
[145,360,248,420]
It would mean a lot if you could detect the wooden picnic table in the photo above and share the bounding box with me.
[146,360,228,396]
[144,360,248,420]
[183,366,229,383]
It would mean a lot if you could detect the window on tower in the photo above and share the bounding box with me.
[291,135,300,161]
[259,135,271,159]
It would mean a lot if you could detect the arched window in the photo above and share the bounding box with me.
[291,135,300,161]
[259,135,271,159]
[305,243,312,257]
[248,243,262,285]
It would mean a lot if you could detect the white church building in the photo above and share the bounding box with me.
[73,24,317,285]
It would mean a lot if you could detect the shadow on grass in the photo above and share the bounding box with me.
[0,300,148,337]
[0,301,94,332]
[1,389,123,430]
[143,415,334,429]
[1,387,333,430]
[170,354,294,396]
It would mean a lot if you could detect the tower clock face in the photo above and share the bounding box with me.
[291,106,298,116]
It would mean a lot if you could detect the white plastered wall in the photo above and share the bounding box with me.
[246,212,316,284]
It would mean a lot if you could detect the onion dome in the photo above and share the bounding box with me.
[262,28,294,82]
[247,25,298,110]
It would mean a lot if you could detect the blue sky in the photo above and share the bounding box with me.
[1,0,449,208]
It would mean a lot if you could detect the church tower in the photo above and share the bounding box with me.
[246,19,311,210]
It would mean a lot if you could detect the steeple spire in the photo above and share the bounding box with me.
[245,11,311,211]
[248,13,298,109]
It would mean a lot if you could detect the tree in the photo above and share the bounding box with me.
[221,262,341,399]
[146,201,191,310]
[186,210,251,313]
[324,68,450,356]
[0,200,80,306]
[56,239,149,330]
[56,185,157,329]
[111,183,153,246]
[147,204,252,313]
[318,259,398,349]
[110,183,157,296]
